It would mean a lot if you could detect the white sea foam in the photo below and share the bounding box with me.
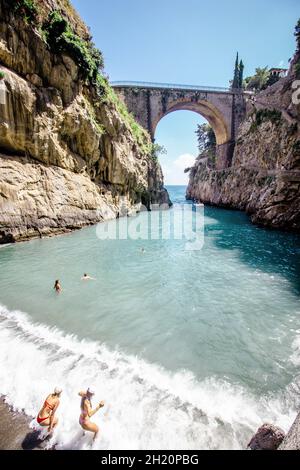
[291,331,300,366]
[0,304,297,450]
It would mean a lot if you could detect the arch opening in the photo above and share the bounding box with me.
[155,110,215,186]
[152,99,231,146]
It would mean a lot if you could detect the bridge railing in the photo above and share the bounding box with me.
[111,80,242,94]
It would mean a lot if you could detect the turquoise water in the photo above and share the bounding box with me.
[0,185,300,449]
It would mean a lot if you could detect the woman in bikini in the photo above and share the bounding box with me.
[37,387,62,433]
[79,388,104,441]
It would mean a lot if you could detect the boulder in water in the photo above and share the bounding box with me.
[248,424,285,450]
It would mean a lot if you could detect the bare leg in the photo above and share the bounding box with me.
[81,421,99,441]
[48,417,59,433]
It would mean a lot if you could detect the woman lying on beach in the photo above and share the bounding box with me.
[37,387,62,433]
[79,388,105,441]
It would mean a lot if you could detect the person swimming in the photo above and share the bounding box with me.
[81,274,96,281]
[54,280,62,293]
[37,387,62,433]
[79,388,104,441]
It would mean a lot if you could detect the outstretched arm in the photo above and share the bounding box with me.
[87,400,105,418]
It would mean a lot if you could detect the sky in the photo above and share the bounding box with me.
[72,0,299,184]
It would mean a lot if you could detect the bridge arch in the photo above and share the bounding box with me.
[151,99,230,146]
[112,82,246,169]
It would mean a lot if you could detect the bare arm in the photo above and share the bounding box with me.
[86,400,104,418]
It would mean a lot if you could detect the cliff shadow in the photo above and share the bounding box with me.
[203,206,300,297]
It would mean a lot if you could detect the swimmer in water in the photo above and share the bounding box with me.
[79,388,105,441]
[37,387,62,433]
[54,280,62,293]
[81,273,96,281]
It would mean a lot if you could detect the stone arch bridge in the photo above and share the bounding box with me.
[112,81,247,169]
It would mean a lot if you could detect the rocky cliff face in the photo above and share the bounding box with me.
[187,49,300,232]
[279,411,300,450]
[0,0,170,243]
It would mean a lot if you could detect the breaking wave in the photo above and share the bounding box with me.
[0,304,298,450]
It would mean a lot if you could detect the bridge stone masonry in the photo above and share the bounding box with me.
[112,81,247,170]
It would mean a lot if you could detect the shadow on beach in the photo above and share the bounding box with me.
[0,399,55,450]
[22,430,51,450]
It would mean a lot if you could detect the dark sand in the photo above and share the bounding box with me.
[0,398,50,450]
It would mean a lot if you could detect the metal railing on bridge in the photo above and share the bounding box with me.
[111,80,239,93]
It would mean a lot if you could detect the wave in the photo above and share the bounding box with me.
[0,304,297,450]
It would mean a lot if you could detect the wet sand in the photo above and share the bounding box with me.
[0,398,48,450]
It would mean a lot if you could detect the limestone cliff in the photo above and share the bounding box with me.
[279,411,300,450]
[187,47,300,232]
[0,0,170,243]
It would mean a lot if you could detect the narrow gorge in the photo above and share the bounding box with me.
[0,0,300,454]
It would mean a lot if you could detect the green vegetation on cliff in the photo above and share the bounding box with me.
[150,144,167,164]
[293,140,300,153]
[96,74,151,153]
[11,0,38,24]
[42,9,151,153]
[256,109,282,126]
[42,10,104,81]
[9,0,152,156]
[196,123,216,153]
[188,123,217,169]
[249,109,282,133]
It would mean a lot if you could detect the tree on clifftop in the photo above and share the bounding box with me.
[295,18,300,49]
[244,67,270,91]
[231,53,245,90]
[239,60,244,89]
[232,53,240,89]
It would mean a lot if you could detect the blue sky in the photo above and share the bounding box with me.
[72,0,299,184]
